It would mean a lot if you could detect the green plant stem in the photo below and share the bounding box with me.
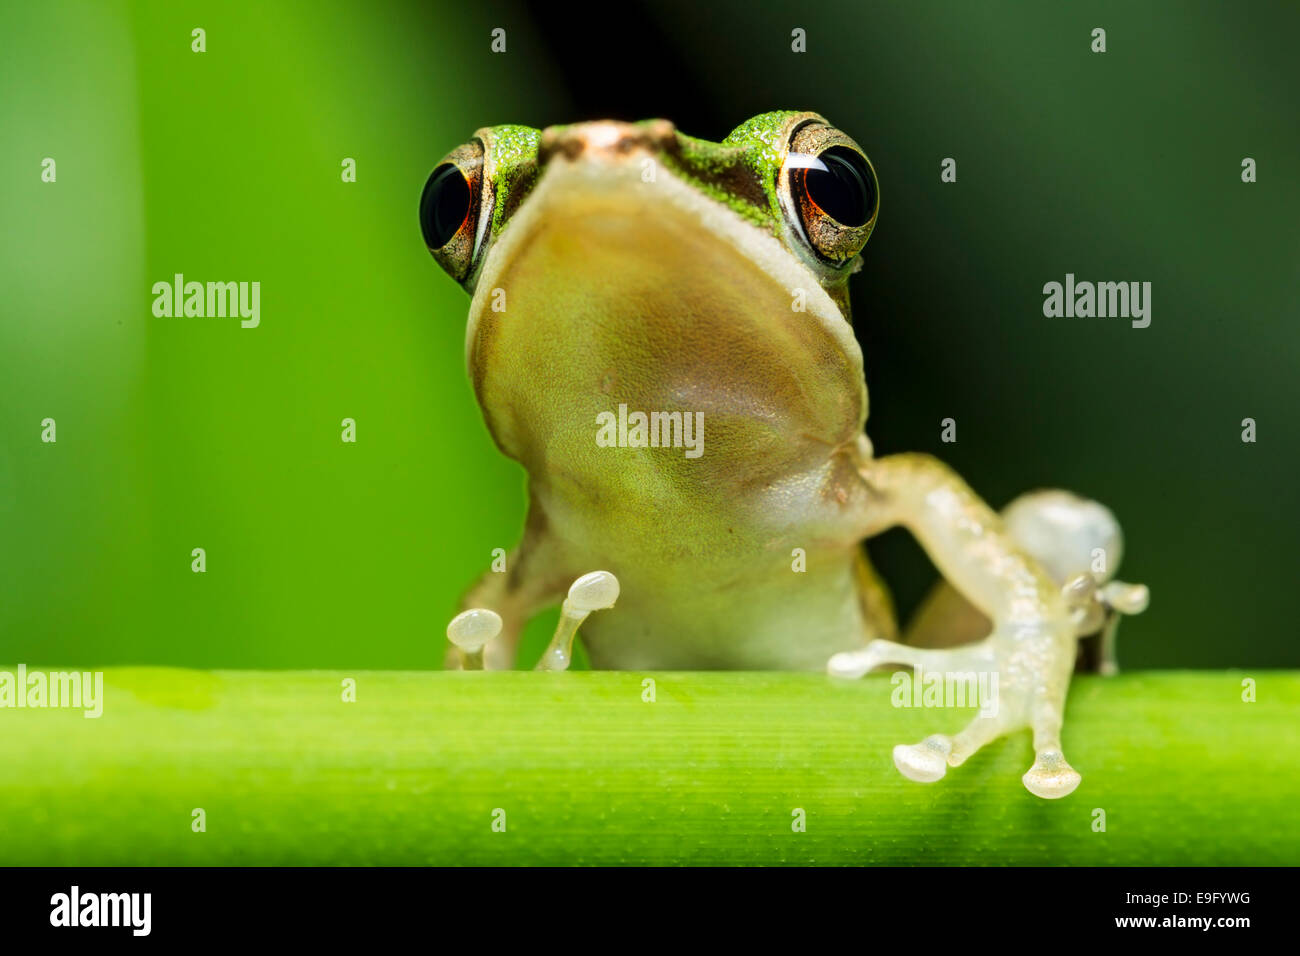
[0,668,1294,865]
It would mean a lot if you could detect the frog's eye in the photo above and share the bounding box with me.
[420,139,485,282]
[421,164,470,247]
[780,124,879,265]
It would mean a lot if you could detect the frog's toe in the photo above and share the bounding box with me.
[446,608,503,670]
[893,734,953,783]
[828,639,988,680]
[827,647,880,679]
[536,571,620,672]
[1022,750,1081,799]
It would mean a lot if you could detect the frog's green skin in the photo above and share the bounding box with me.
[422,112,1147,799]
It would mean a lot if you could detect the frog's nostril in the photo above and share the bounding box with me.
[539,120,677,166]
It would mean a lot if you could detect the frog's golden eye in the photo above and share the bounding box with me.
[781,124,879,265]
[420,139,485,282]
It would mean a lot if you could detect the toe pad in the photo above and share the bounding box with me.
[1022,751,1082,799]
[893,736,952,783]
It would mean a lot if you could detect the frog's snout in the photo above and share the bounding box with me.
[538,119,677,166]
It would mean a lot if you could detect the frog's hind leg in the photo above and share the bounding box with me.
[839,482,1147,797]
[838,455,1101,799]
[904,489,1145,676]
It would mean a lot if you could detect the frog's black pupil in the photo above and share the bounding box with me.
[804,146,876,227]
[420,163,470,248]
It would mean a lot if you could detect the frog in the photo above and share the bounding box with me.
[419,111,1149,799]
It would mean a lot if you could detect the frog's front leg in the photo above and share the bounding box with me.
[833,452,1082,799]
[445,509,574,670]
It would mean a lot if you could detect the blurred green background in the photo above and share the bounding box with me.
[1,0,1296,669]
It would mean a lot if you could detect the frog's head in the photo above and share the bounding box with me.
[418,113,878,480]
[421,111,877,300]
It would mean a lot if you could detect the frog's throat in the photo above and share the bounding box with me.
[464,154,866,389]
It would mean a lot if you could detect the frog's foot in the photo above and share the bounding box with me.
[893,714,1081,797]
[829,637,1081,798]
[827,638,999,785]
[893,716,1081,798]
[536,571,620,671]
